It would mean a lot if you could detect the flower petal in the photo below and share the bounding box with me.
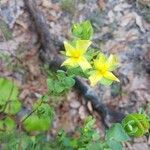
[106,54,118,71]
[61,58,78,67]
[103,71,119,82]
[76,40,91,54]
[89,71,103,86]
[78,57,92,71]
[94,53,107,70]
[97,53,107,63]
[64,41,76,56]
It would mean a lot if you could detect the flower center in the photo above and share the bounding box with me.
[72,50,81,58]
[97,64,108,75]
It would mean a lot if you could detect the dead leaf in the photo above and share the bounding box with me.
[114,28,139,42]
[15,20,28,30]
[0,0,24,28]
[132,143,149,150]
[69,100,81,109]
[126,29,139,42]
[143,20,150,31]
[114,3,131,12]
[87,101,93,112]
[58,112,76,132]
[138,0,150,6]
[120,13,134,27]
[133,12,145,33]
[19,89,30,100]
[0,40,18,53]
[103,40,128,53]
[42,0,52,8]
[108,10,115,23]
[79,105,88,120]
[97,0,106,11]
[130,76,148,91]
[47,15,58,22]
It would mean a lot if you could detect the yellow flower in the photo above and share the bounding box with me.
[61,40,92,71]
[89,53,120,86]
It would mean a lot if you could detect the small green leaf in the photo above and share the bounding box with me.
[63,77,75,88]
[0,117,15,132]
[0,78,19,102]
[4,100,21,115]
[67,67,87,78]
[47,71,75,95]
[23,103,54,132]
[106,123,129,142]
[0,78,21,115]
[122,113,150,137]
[92,132,100,141]
[84,116,95,132]
[33,103,54,119]
[47,78,55,92]
[85,48,99,61]
[54,82,65,93]
[23,115,51,132]
[106,140,122,150]
[99,78,113,86]
[71,20,93,40]
[86,142,103,150]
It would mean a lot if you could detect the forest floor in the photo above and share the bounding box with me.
[0,0,150,149]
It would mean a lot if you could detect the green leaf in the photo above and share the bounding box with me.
[47,78,55,92]
[4,100,21,115]
[106,140,122,150]
[92,132,100,141]
[86,142,103,150]
[71,20,93,40]
[57,70,66,78]
[23,115,51,132]
[0,117,15,132]
[63,77,75,88]
[85,48,99,61]
[99,78,113,86]
[54,82,65,93]
[0,78,19,103]
[67,67,88,78]
[0,78,21,115]
[47,71,75,95]
[23,103,54,132]
[122,113,150,137]
[57,70,75,88]
[33,103,54,119]
[106,123,129,142]
[83,116,95,132]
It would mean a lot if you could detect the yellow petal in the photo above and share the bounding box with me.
[61,58,78,67]
[76,40,91,54]
[97,53,107,63]
[103,71,119,82]
[94,53,107,70]
[89,71,103,86]
[64,41,76,56]
[106,54,118,71]
[78,57,92,71]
